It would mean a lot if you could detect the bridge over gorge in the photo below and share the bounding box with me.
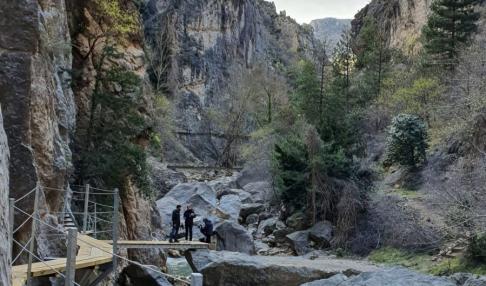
[7,184,208,286]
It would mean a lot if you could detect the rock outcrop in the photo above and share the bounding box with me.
[0,0,75,253]
[186,250,379,286]
[0,108,10,286]
[310,18,352,52]
[302,267,459,286]
[143,0,317,163]
[352,0,432,54]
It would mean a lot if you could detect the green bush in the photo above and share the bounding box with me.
[385,114,428,167]
[468,233,486,263]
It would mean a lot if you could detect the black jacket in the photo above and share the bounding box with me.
[200,220,213,236]
[184,209,196,225]
[172,209,181,226]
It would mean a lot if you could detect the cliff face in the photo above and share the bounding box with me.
[310,18,351,52]
[352,0,431,54]
[0,108,10,286]
[143,0,316,163]
[0,0,75,247]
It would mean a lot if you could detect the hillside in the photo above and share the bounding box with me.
[310,17,351,51]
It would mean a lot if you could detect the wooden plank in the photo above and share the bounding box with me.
[12,235,114,285]
[103,240,209,248]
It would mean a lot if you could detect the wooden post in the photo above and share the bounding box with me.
[191,273,203,286]
[93,202,97,239]
[82,184,90,234]
[112,188,119,286]
[65,228,78,286]
[8,198,14,267]
[26,186,40,286]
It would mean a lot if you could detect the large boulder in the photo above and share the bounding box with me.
[257,218,286,237]
[242,181,273,203]
[218,195,242,221]
[308,221,333,248]
[300,274,348,286]
[208,173,239,193]
[119,264,172,286]
[239,203,266,219]
[303,267,457,286]
[185,250,378,286]
[286,212,308,230]
[215,221,255,254]
[148,157,187,198]
[286,230,311,256]
[156,183,227,236]
[217,188,252,203]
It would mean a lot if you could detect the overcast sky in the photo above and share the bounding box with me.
[268,0,371,24]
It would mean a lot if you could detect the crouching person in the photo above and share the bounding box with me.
[198,218,213,243]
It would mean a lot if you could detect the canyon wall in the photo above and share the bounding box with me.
[0,108,10,286]
[143,0,317,163]
[352,0,432,55]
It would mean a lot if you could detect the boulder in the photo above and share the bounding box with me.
[119,264,172,286]
[286,230,311,256]
[245,213,259,225]
[300,274,348,286]
[208,173,239,193]
[308,221,333,248]
[185,250,378,286]
[286,212,307,231]
[236,166,271,189]
[257,218,286,237]
[215,221,256,254]
[464,277,486,286]
[239,203,265,219]
[219,195,242,221]
[274,228,296,243]
[255,241,271,255]
[242,181,273,203]
[305,267,457,286]
[156,183,227,236]
[217,189,252,203]
[148,157,187,198]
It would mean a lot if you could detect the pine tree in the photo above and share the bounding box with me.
[423,0,480,63]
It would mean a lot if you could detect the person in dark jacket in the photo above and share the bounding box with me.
[198,218,213,243]
[183,205,196,241]
[169,205,182,243]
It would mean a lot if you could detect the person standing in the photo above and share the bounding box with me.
[183,205,196,241]
[169,205,182,243]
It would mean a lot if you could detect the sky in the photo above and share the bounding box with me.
[268,0,371,24]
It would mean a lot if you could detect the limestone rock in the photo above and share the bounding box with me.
[257,218,286,237]
[245,214,259,225]
[306,267,457,286]
[286,212,308,231]
[239,203,266,220]
[242,181,273,203]
[0,108,10,286]
[185,250,378,286]
[215,221,255,254]
[308,221,334,248]
[218,195,242,222]
[156,183,227,236]
[119,264,173,286]
[286,230,311,256]
[300,274,348,286]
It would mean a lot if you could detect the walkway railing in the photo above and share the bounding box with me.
[8,183,199,286]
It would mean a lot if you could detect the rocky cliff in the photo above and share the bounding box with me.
[310,18,351,52]
[143,0,317,163]
[0,108,10,286]
[0,0,75,249]
[352,0,432,55]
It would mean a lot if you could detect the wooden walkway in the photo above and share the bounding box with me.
[11,236,208,286]
[103,240,209,250]
[12,235,112,286]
